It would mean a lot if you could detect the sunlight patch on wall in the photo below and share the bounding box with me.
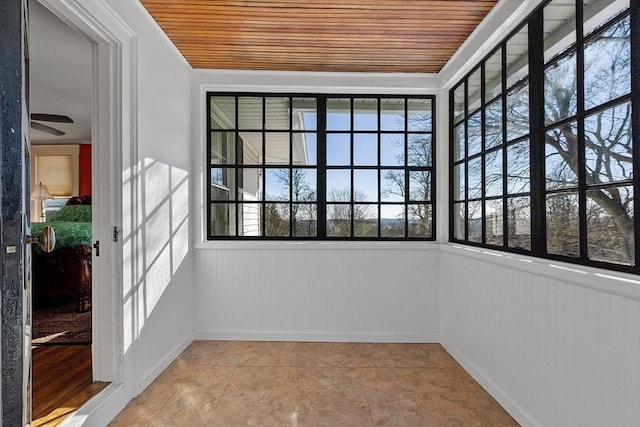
[122,158,190,343]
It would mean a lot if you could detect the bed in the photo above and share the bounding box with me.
[31,198,92,312]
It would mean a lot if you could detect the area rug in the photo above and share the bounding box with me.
[32,302,91,345]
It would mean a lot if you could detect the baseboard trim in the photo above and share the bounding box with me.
[194,330,439,343]
[59,383,130,427]
[441,341,541,427]
[137,333,194,393]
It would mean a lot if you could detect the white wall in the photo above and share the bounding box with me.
[192,70,441,343]
[440,246,640,427]
[195,242,439,342]
[437,3,639,426]
[105,0,194,392]
[48,1,194,425]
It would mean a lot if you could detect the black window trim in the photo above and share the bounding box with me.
[449,0,640,275]
[207,92,436,241]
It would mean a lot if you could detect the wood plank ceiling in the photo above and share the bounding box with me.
[140,0,499,73]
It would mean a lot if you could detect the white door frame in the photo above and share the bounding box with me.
[35,0,135,386]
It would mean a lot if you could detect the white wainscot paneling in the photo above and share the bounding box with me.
[194,243,439,342]
[440,246,640,427]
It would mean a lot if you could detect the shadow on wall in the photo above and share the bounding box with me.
[122,157,190,354]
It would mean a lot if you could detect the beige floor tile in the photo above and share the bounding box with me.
[110,342,519,427]
[317,387,373,427]
[208,390,318,426]
[226,366,277,391]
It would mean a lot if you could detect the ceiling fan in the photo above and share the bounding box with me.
[30,113,73,136]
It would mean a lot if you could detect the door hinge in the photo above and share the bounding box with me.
[93,240,100,257]
[113,226,119,242]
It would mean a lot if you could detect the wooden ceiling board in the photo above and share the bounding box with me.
[140,0,499,73]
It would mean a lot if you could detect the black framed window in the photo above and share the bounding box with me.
[208,94,435,240]
[450,0,639,274]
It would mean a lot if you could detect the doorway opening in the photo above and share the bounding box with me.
[28,1,112,424]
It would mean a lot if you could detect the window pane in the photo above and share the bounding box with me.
[485,48,502,102]
[381,205,405,238]
[587,185,634,265]
[292,97,317,131]
[354,204,378,237]
[507,196,531,250]
[507,141,530,194]
[353,133,378,166]
[327,204,351,237]
[353,169,378,202]
[293,203,317,237]
[408,204,432,238]
[265,132,290,164]
[467,68,482,114]
[239,168,262,202]
[409,171,430,202]
[238,203,262,236]
[544,0,576,62]
[468,201,482,243]
[353,98,377,131]
[407,134,431,167]
[211,184,233,202]
[238,132,262,165]
[211,96,235,129]
[265,203,290,237]
[292,169,316,202]
[210,203,235,236]
[381,169,404,202]
[380,98,405,131]
[265,168,290,201]
[453,123,465,162]
[506,82,530,140]
[327,133,350,165]
[545,52,577,125]
[583,0,630,37]
[485,199,503,246]
[453,84,465,124]
[506,24,529,88]
[485,149,503,197]
[453,202,465,240]
[468,111,482,156]
[584,17,631,110]
[453,164,465,201]
[546,192,579,257]
[485,99,503,149]
[380,134,404,166]
[238,96,263,129]
[468,158,482,200]
[265,96,290,130]
[327,98,351,130]
[209,168,236,196]
[585,103,633,185]
[294,133,316,166]
[546,123,579,190]
[211,131,235,165]
[408,98,432,131]
[327,169,351,202]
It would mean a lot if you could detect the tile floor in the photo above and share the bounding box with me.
[110,341,518,426]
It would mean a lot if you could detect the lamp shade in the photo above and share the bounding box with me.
[31,182,53,200]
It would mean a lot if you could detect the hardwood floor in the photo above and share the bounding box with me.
[32,345,108,427]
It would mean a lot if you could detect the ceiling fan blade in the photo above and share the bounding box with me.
[30,113,73,123]
[31,121,65,136]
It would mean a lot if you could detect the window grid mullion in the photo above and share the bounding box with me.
[631,0,640,273]
[528,9,546,255]
[576,0,588,262]
[317,97,327,238]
